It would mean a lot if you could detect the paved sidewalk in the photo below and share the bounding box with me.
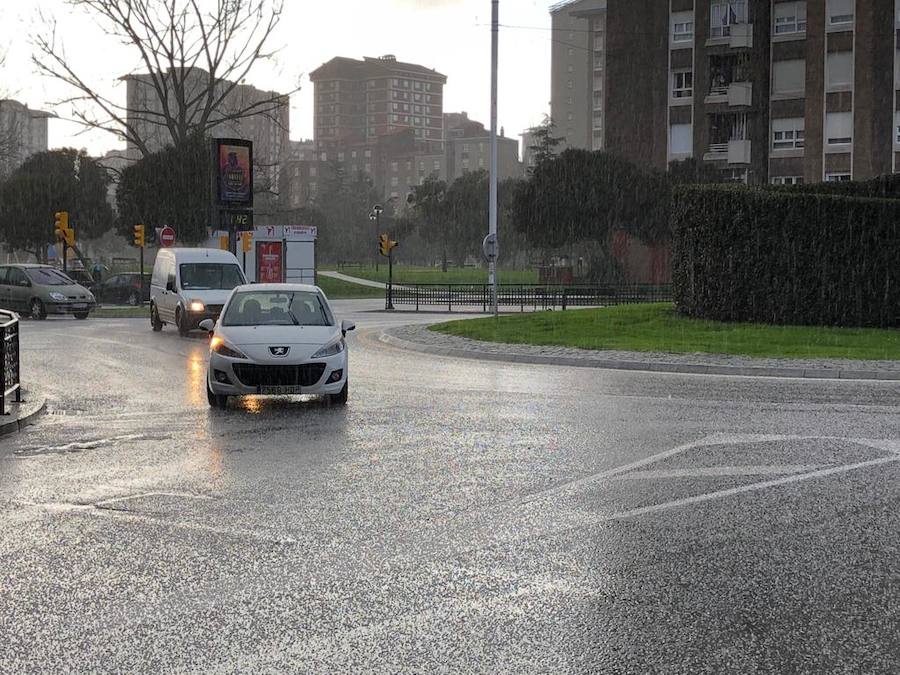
[319,271,388,289]
[381,324,900,381]
[0,387,48,437]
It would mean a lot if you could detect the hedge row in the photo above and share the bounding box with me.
[672,184,900,328]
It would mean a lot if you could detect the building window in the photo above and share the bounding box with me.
[309,166,317,177]
[772,118,805,150]
[672,70,693,99]
[895,111,900,144]
[827,0,853,25]
[826,51,853,90]
[710,1,747,38]
[825,111,852,145]
[670,123,693,156]
[337,152,344,162]
[390,161,398,172]
[771,176,804,186]
[351,150,357,158]
[567,80,573,89]
[433,160,440,171]
[721,168,749,183]
[774,1,807,34]
[391,176,399,187]
[772,59,806,97]
[364,150,372,158]
[671,11,694,43]
[309,181,317,193]
[825,172,852,182]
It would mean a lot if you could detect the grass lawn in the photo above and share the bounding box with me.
[322,264,538,286]
[317,275,383,299]
[430,303,900,361]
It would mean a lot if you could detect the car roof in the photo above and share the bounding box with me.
[232,283,322,293]
[161,248,241,263]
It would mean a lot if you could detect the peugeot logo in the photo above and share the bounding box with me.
[269,346,290,357]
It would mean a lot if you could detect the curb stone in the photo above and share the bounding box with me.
[0,389,48,437]
[379,330,900,382]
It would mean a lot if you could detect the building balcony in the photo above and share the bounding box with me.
[727,139,751,164]
[703,140,751,164]
[730,23,753,48]
[704,81,752,107]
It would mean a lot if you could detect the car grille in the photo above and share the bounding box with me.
[207,304,224,315]
[232,363,326,387]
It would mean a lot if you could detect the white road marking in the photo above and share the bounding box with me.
[612,464,825,480]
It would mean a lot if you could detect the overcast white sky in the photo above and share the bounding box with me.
[0,0,553,156]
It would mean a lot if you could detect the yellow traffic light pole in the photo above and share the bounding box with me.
[133,224,145,307]
[54,212,71,273]
[240,230,253,275]
[378,233,398,310]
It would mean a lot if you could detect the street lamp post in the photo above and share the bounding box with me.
[488,0,499,317]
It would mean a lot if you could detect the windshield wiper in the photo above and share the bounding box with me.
[286,293,300,326]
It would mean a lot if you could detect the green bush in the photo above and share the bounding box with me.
[672,184,900,328]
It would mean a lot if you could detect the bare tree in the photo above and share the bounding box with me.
[32,0,293,157]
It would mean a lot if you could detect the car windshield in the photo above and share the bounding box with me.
[179,263,244,290]
[222,291,333,327]
[26,268,74,286]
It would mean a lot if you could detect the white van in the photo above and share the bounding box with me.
[150,248,247,336]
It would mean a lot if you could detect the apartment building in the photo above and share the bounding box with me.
[552,0,899,184]
[444,112,522,180]
[309,55,447,155]
[0,100,54,177]
[123,68,290,191]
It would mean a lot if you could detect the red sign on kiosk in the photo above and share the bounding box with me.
[256,241,283,283]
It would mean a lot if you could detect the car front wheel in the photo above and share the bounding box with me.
[206,381,228,409]
[30,299,47,320]
[73,312,89,320]
[329,381,348,405]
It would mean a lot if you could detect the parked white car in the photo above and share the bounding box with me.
[201,284,355,409]
[150,248,247,336]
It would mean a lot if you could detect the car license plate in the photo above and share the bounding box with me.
[70,304,88,310]
[258,385,303,395]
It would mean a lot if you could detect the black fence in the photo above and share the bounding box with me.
[0,310,21,415]
[388,284,672,312]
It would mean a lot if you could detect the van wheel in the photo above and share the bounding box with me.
[30,299,47,320]
[176,308,190,337]
[150,304,163,332]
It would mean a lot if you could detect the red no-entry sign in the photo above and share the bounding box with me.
[159,226,176,247]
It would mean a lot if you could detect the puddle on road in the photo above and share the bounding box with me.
[13,433,171,457]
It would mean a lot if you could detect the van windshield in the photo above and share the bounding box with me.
[179,263,244,290]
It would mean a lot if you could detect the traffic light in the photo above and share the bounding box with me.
[219,235,229,251]
[54,211,71,247]
[378,233,398,257]
[133,223,145,248]
[240,230,253,253]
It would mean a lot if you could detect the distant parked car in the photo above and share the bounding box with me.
[94,273,150,306]
[64,268,95,288]
[0,264,95,320]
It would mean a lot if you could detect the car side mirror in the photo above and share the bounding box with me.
[341,320,356,337]
[166,278,175,292]
[19,279,30,287]
[198,319,215,334]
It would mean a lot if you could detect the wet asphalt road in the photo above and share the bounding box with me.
[2,301,900,673]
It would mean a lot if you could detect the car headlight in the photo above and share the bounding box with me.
[49,292,67,302]
[189,300,205,312]
[311,339,346,359]
[210,335,247,359]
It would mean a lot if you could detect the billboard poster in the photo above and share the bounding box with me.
[216,139,253,206]
[257,241,283,283]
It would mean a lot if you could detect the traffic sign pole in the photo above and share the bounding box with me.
[139,245,145,308]
[387,247,394,311]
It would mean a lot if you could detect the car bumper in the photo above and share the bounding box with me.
[46,302,95,315]
[207,351,348,396]
[182,308,223,330]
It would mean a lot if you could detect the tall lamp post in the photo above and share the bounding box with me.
[488,0,499,317]
[369,203,383,272]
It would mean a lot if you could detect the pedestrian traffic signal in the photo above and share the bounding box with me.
[240,230,253,253]
[378,233,398,257]
[133,223,145,248]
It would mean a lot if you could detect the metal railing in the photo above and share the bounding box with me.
[388,284,672,312]
[0,310,21,415]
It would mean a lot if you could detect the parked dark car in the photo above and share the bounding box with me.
[64,268,95,287]
[93,273,150,306]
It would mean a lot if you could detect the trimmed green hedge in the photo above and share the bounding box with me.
[672,184,900,328]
